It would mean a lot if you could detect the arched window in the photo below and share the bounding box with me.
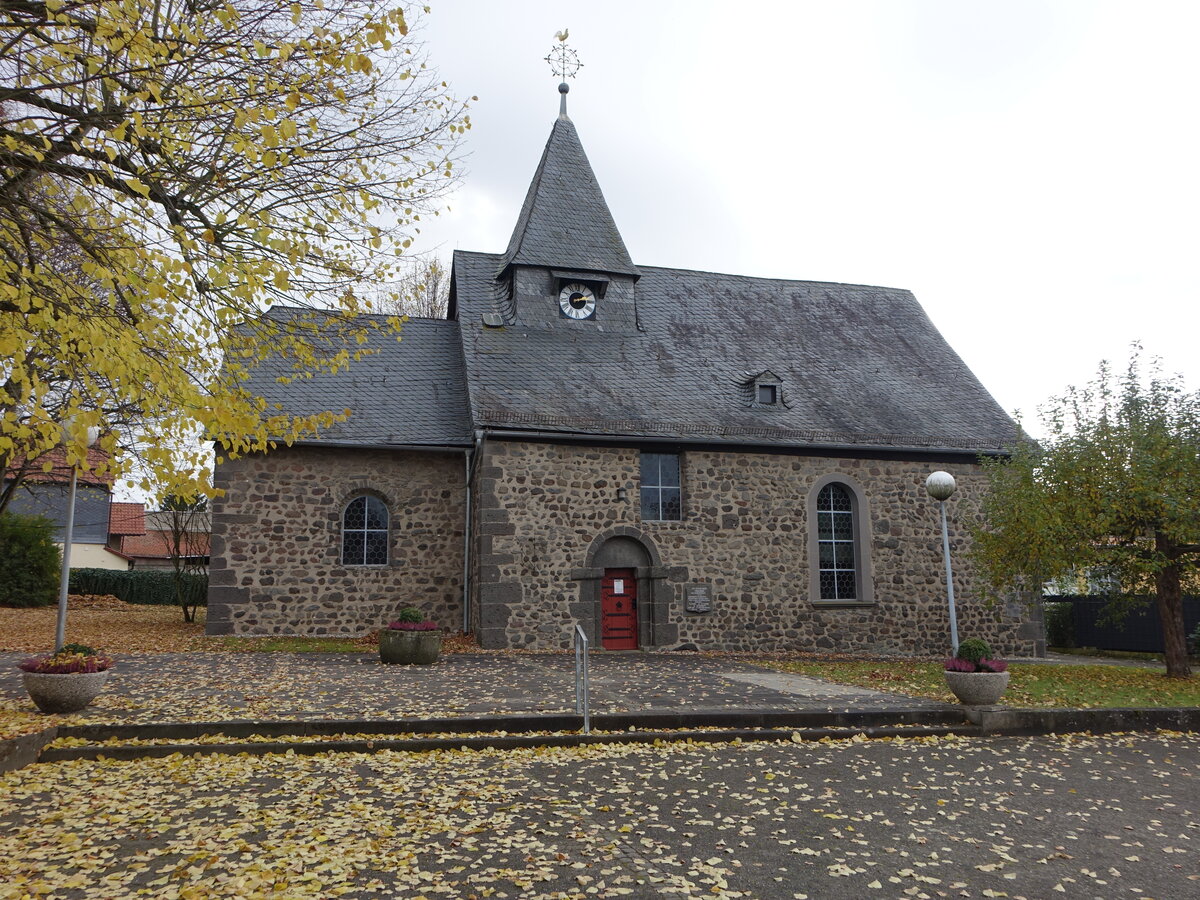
[807,476,874,605]
[342,496,389,566]
[816,483,857,600]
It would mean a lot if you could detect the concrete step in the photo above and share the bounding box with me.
[52,707,971,744]
[40,722,982,763]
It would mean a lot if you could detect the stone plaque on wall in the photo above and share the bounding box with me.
[685,583,712,614]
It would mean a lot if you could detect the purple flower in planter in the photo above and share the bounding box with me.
[386,620,439,632]
[944,655,1009,673]
[944,657,977,673]
[19,651,113,674]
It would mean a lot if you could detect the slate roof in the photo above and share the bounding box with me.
[452,253,1018,453]
[242,108,1016,456]
[238,309,473,447]
[498,115,639,279]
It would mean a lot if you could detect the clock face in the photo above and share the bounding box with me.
[558,283,596,319]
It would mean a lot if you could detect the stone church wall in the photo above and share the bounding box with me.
[207,446,465,635]
[474,439,1042,656]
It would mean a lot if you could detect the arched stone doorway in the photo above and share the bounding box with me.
[570,527,677,649]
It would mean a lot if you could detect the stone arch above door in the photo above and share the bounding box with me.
[592,536,651,571]
[583,526,663,569]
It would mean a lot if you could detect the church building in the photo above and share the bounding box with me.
[206,79,1045,657]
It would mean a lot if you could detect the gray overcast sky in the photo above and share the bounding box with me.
[407,0,1200,429]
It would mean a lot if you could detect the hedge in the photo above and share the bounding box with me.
[69,567,207,607]
[1041,601,1073,648]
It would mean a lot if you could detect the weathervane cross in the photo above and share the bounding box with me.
[546,30,581,118]
[545,29,582,81]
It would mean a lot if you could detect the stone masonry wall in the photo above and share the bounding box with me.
[208,446,465,635]
[474,440,1042,656]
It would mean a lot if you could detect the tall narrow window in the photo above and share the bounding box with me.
[342,496,389,565]
[640,452,681,521]
[816,483,856,600]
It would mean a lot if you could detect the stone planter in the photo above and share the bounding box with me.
[379,629,441,665]
[944,670,1009,706]
[22,670,109,714]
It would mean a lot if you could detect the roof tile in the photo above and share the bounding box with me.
[108,502,145,536]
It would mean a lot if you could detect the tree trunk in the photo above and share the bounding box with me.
[175,570,195,623]
[0,470,24,519]
[1153,533,1191,678]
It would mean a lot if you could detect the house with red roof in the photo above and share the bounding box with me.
[113,508,211,571]
[3,446,130,570]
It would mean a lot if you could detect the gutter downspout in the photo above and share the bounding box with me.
[462,429,486,634]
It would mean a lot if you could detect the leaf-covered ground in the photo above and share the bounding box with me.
[0,598,480,655]
[1,652,948,743]
[0,596,210,654]
[4,603,1195,748]
[1,732,1196,899]
[755,660,1200,708]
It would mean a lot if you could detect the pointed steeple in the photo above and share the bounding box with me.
[498,90,640,280]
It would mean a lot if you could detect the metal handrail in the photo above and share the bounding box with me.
[573,623,591,734]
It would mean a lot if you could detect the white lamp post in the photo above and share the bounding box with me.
[925,470,959,655]
[55,420,100,651]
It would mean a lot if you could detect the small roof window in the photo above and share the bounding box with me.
[735,368,786,408]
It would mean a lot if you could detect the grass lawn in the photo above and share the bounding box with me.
[203,635,372,653]
[754,659,1200,708]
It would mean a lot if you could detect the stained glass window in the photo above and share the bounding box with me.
[342,496,389,565]
[816,483,856,600]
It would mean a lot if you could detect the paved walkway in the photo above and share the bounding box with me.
[0,651,953,726]
[8,733,1196,900]
[1024,650,1173,669]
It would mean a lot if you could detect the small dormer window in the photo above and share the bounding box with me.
[737,369,785,408]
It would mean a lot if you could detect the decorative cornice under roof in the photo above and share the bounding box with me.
[476,411,1008,452]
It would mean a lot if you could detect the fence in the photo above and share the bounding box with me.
[1043,595,1200,653]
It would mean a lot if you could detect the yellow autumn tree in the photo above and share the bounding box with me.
[0,0,469,504]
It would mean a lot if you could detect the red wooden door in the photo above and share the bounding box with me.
[600,568,638,650]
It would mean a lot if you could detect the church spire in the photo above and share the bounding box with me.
[498,38,639,280]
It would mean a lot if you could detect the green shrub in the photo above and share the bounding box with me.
[395,606,423,623]
[1042,601,1074,648]
[68,567,207,607]
[59,642,98,656]
[955,637,993,665]
[0,513,61,607]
